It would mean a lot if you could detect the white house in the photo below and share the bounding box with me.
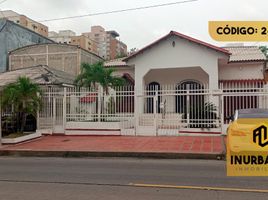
[103,31,267,135]
[105,31,266,90]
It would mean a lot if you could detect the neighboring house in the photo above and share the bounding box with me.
[0,65,75,88]
[9,43,104,76]
[220,46,266,82]
[0,19,53,73]
[104,57,135,85]
[0,65,77,134]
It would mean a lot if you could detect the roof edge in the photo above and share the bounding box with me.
[0,19,54,43]
[8,42,104,60]
[228,59,266,63]
[123,31,230,62]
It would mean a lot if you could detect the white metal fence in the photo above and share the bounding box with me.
[39,86,135,132]
[38,80,268,135]
[138,83,219,130]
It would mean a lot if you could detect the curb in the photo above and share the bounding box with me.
[0,150,225,160]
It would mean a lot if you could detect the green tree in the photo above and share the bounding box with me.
[129,48,139,55]
[1,77,41,133]
[75,62,125,93]
[260,46,268,58]
[115,53,127,59]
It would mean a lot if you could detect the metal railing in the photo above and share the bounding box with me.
[37,80,268,134]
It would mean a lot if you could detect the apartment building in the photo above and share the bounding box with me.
[48,30,76,44]
[83,26,107,59]
[49,30,98,54]
[83,26,127,60]
[106,31,128,60]
[70,35,98,54]
[0,10,48,37]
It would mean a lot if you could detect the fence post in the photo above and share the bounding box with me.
[134,89,138,136]
[63,87,67,132]
[186,84,190,126]
[36,91,41,131]
[220,93,224,135]
[36,105,40,131]
[53,97,56,128]
[97,85,102,122]
[154,90,158,136]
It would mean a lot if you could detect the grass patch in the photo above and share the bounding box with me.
[3,132,33,139]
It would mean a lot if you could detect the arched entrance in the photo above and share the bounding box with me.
[146,82,161,113]
[175,80,204,124]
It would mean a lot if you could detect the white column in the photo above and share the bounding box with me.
[208,65,219,90]
[134,69,146,135]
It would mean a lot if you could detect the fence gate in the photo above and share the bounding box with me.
[39,87,65,134]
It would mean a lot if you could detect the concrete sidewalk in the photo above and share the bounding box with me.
[0,135,226,159]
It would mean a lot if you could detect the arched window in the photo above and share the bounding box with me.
[146,82,161,113]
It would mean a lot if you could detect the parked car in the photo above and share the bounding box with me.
[227,109,268,152]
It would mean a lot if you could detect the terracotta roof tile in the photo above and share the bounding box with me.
[104,57,128,67]
[224,46,266,62]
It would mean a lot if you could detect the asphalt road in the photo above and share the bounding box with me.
[0,157,267,200]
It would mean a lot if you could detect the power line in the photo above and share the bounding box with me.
[39,0,198,23]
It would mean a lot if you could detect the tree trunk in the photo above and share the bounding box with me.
[20,101,27,133]
[20,112,26,133]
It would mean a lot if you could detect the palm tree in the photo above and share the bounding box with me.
[75,62,125,119]
[189,102,218,128]
[75,62,125,93]
[1,77,41,133]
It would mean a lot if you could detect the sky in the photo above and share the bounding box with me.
[1,0,268,49]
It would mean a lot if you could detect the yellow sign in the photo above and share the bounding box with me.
[209,21,268,41]
[227,119,268,176]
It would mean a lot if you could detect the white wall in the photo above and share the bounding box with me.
[126,35,228,117]
[144,67,208,85]
[112,67,135,80]
[219,61,264,80]
[127,35,228,91]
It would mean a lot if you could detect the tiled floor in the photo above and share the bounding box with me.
[2,135,225,154]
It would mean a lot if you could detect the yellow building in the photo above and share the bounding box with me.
[70,35,98,55]
[0,10,48,37]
